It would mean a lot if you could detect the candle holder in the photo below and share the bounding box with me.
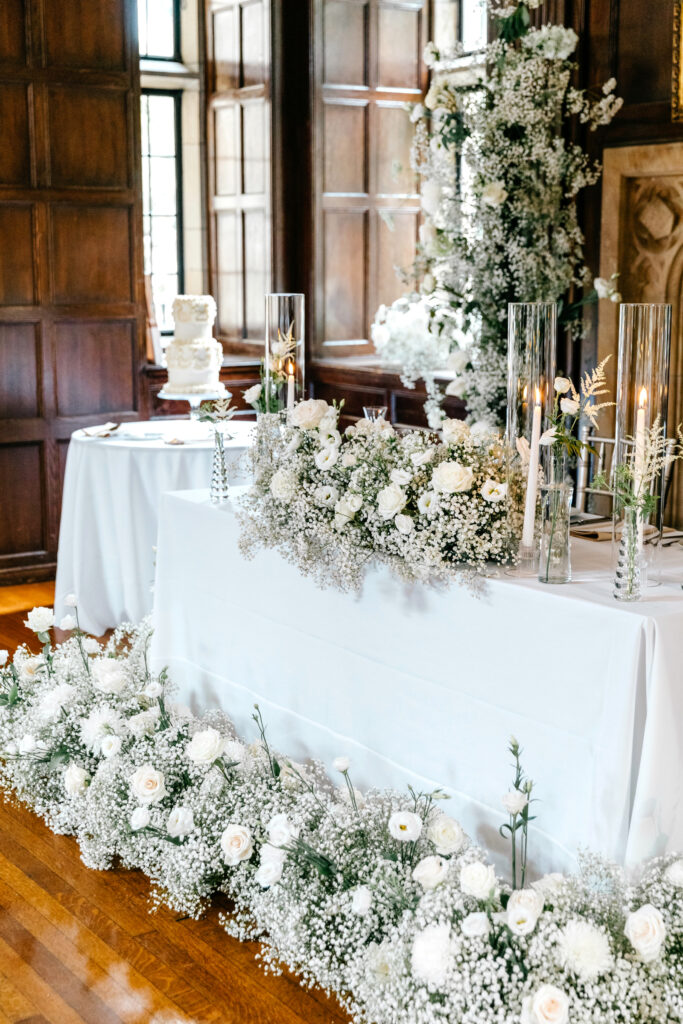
[505,302,557,574]
[612,303,671,597]
[264,293,305,416]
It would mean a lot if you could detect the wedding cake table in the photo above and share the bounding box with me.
[150,487,683,876]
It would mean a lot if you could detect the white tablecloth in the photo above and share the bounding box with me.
[150,488,683,875]
[55,420,253,635]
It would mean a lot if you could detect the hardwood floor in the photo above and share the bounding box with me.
[0,585,351,1024]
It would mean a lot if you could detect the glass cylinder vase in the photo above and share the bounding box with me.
[264,293,305,416]
[210,429,229,504]
[538,451,572,584]
[613,505,645,601]
[505,302,557,573]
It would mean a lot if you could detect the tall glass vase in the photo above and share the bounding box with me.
[505,302,557,573]
[613,505,644,601]
[210,429,229,503]
[264,293,305,417]
[538,451,572,584]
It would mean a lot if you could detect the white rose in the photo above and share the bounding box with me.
[167,805,195,838]
[92,658,128,695]
[481,479,507,503]
[560,397,579,416]
[523,985,570,1024]
[417,490,439,515]
[502,790,528,815]
[351,885,372,916]
[187,727,225,766]
[341,451,357,468]
[24,606,54,633]
[410,923,452,988]
[59,614,77,631]
[64,764,89,796]
[461,912,490,938]
[0,650,8,667]
[269,468,297,502]
[255,844,286,887]
[314,446,339,471]
[333,756,350,773]
[432,462,473,494]
[64,593,78,607]
[558,919,613,981]
[442,419,470,445]
[377,482,406,519]
[143,681,163,700]
[593,277,611,299]
[82,637,100,655]
[267,812,299,848]
[427,814,465,855]
[388,810,422,842]
[221,824,254,865]
[130,806,150,830]
[244,383,262,404]
[624,904,666,962]
[411,448,433,467]
[291,398,329,429]
[447,349,469,374]
[481,181,508,207]
[532,873,565,900]
[507,888,544,935]
[412,855,448,890]
[100,734,122,758]
[130,765,167,805]
[395,513,414,535]
[460,861,497,900]
[553,376,571,394]
[664,859,683,886]
[390,468,412,486]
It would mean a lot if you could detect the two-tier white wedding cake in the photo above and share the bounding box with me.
[163,295,226,395]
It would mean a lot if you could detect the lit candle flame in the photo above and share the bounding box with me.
[522,385,528,401]
[639,387,647,409]
[535,386,541,405]
[286,359,295,376]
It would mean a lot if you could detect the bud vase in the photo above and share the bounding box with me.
[613,505,644,601]
[210,429,229,503]
[538,453,572,584]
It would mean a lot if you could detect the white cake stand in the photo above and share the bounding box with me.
[157,387,227,420]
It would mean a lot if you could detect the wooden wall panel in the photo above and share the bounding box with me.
[48,88,130,188]
[0,445,44,556]
[0,85,30,185]
[0,206,35,305]
[0,0,27,66]
[43,0,127,70]
[51,206,133,303]
[54,321,136,416]
[0,324,40,419]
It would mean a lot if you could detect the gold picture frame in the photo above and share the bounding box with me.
[674,1,683,120]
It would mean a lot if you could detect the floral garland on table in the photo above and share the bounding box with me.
[238,399,511,592]
[372,0,623,429]
[1,609,682,1024]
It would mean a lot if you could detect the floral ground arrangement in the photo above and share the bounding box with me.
[1,611,682,1024]
[238,400,511,591]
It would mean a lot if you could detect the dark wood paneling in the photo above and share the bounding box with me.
[54,321,136,416]
[0,445,44,556]
[0,323,41,419]
[51,206,133,303]
[48,88,130,189]
[0,0,27,66]
[0,205,35,305]
[43,0,127,70]
[0,84,30,185]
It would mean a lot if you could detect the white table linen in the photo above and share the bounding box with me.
[150,488,683,875]
[55,420,253,635]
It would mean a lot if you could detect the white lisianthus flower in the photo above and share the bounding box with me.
[291,398,329,429]
[417,490,439,515]
[333,756,351,773]
[432,461,473,494]
[411,448,434,467]
[395,513,414,535]
[100,734,122,758]
[243,383,262,405]
[522,985,570,1024]
[593,277,611,299]
[412,855,448,891]
[64,764,89,796]
[64,593,78,607]
[130,806,150,831]
[59,614,77,631]
[410,923,452,988]
[255,844,286,887]
[314,484,339,507]
[91,658,128,695]
[507,889,544,935]
[187,726,225,766]
[167,805,195,838]
[130,765,167,805]
[447,349,469,374]
[441,418,470,445]
[0,650,8,667]
[390,468,412,486]
[82,637,100,655]
[269,468,297,502]
[428,813,466,855]
[481,479,507,503]
[341,451,357,468]
[351,885,372,916]
[220,824,254,866]
[558,919,613,981]
[481,181,508,207]
[388,811,422,842]
[553,376,571,393]
[314,446,339,471]
[460,861,497,899]
[267,813,299,848]
[560,397,579,416]
[664,859,683,886]
[144,680,163,699]
[377,482,406,520]
[624,904,666,962]
[502,790,528,815]
[24,606,54,633]
[319,428,342,451]
[532,873,565,900]
[461,912,490,939]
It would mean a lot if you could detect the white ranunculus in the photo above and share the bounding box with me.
[428,813,466,855]
[553,376,571,393]
[341,451,357,468]
[560,397,579,416]
[442,419,470,444]
[388,810,422,842]
[130,806,150,830]
[92,658,128,695]
[502,790,528,815]
[558,919,613,981]
[100,734,122,758]
[333,756,350,773]
[412,855,448,890]
[410,923,452,988]
[38,683,76,722]
[664,859,683,886]
[221,824,254,865]
[243,383,262,405]
[128,708,160,739]
[395,513,415,535]
[0,650,8,667]
[269,468,297,502]
[267,813,299,848]
[461,912,490,939]
[130,765,167,805]
[24,606,54,633]
[447,349,469,374]
[593,277,611,299]
[82,637,100,655]
[377,482,406,520]
[460,861,497,899]
[59,614,77,631]
[255,845,285,887]
[64,764,89,796]
[417,490,439,515]
[532,873,565,900]
[351,885,372,916]
[481,181,508,207]
[167,805,195,838]
[432,461,473,494]
[507,888,544,935]
[64,593,78,607]
[624,904,666,962]
[291,398,329,429]
[187,726,225,766]
[411,448,433,467]
[390,468,412,486]
[481,479,507,503]
[314,446,339,471]
[522,985,570,1024]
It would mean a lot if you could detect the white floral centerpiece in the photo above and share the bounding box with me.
[238,398,511,590]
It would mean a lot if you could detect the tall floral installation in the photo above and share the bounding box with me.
[1,609,682,1024]
[372,0,623,429]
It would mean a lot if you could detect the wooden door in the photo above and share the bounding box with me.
[0,0,145,584]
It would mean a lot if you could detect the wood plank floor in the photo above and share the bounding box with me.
[0,585,351,1024]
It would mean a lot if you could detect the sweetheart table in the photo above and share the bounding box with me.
[150,487,683,876]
